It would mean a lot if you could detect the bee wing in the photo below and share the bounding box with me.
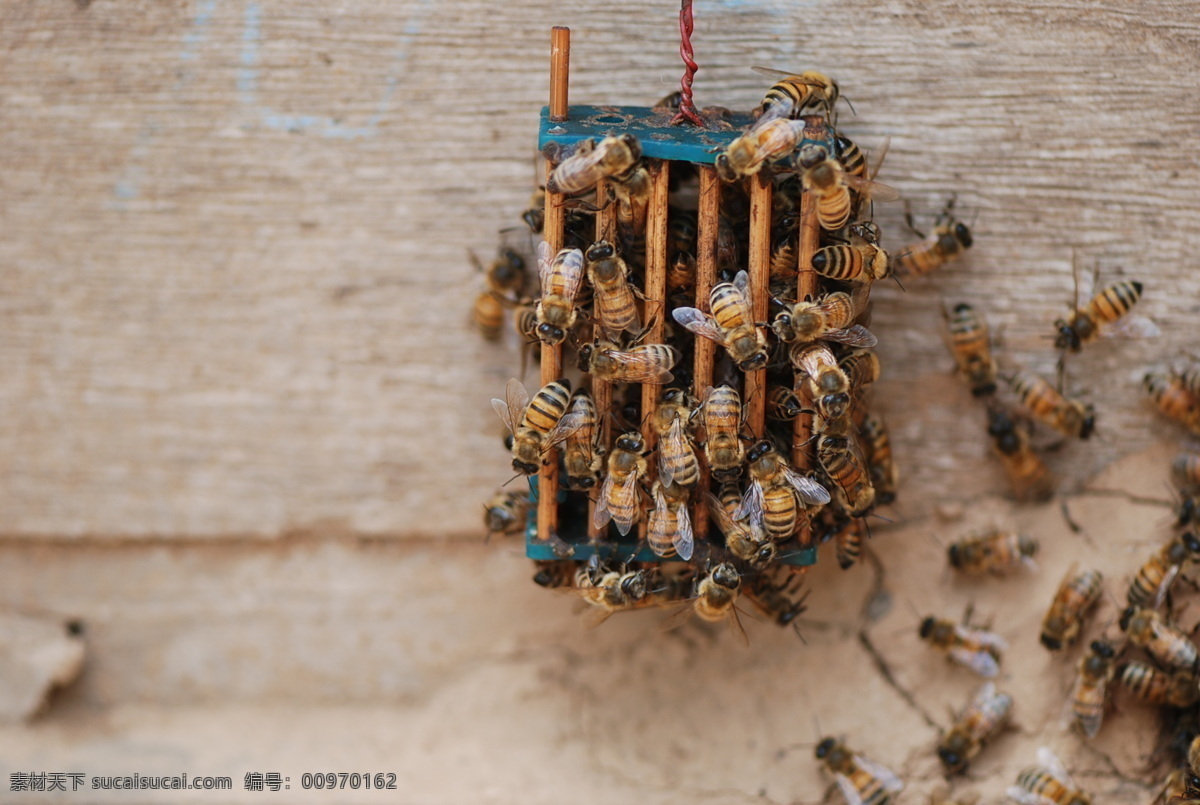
[611,476,641,536]
[751,65,825,85]
[971,628,1009,652]
[950,646,1000,678]
[536,240,554,293]
[734,480,767,525]
[658,416,687,487]
[492,378,529,432]
[844,173,901,203]
[832,773,867,805]
[1107,314,1161,339]
[783,465,832,506]
[543,412,585,450]
[674,501,694,562]
[1035,747,1075,787]
[606,345,677,384]
[1006,786,1055,805]
[593,475,616,531]
[581,605,615,629]
[824,325,879,349]
[556,248,587,302]
[732,269,752,298]
[1151,563,1181,610]
[660,600,698,632]
[673,307,729,347]
[853,755,904,794]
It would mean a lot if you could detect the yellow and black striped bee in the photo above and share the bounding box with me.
[1119,661,1200,708]
[572,558,654,626]
[919,616,1007,678]
[584,240,642,338]
[792,342,853,423]
[593,431,650,537]
[737,439,832,541]
[491,378,576,475]
[1174,450,1200,526]
[715,117,810,183]
[608,162,651,259]
[817,433,876,519]
[673,270,768,371]
[772,292,877,347]
[859,414,897,506]
[1120,606,1200,672]
[706,486,776,568]
[653,389,700,489]
[810,240,890,284]
[797,143,899,232]
[470,247,529,341]
[1040,566,1103,651]
[840,349,882,393]
[1145,372,1200,436]
[533,241,586,346]
[561,390,604,490]
[577,339,679,385]
[544,134,642,195]
[648,480,694,561]
[1126,534,1199,609]
[767,386,804,422]
[819,515,868,570]
[937,682,1013,775]
[986,405,1056,502]
[947,531,1038,576]
[700,385,747,482]
[894,199,972,279]
[943,302,997,397]
[1054,279,1145,353]
[483,489,529,540]
[1007,748,1091,805]
[751,66,840,122]
[1069,640,1114,740]
[663,561,748,644]
[815,737,904,805]
[1007,370,1096,440]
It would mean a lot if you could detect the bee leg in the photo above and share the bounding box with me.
[903,201,926,239]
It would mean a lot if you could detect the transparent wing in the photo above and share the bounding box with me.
[854,755,904,794]
[537,241,554,296]
[593,475,616,530]
[674,501,694,562]
[783,465,832,505]
[969,628,1009,652]
[824,325,879,349]
[1035,747,1074,787]
[733,269,752,297]
[606,346,677,384]
[673,307,729,346]
[735,480,767,524]
[658,415,688,487]
[950,646,1000,677]
[845,173,901,204]
[611,477,641,536]
[751,65,827,84]
[554,248,587,303]
[1006,786,1054,805]
[492,378,528,432]
[1152,563,1181,610]
[660,600,698,632]
[543,412,585,450]
[833,773,866,805]
[1108,314,1161,339]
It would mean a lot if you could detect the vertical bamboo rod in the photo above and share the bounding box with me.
[692,167,721,542]
[639,161,672,458]
[537,27,570,544]
[588,182,615,543]
[744,171,772,439]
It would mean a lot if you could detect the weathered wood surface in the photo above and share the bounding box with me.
[3,0,1200,539]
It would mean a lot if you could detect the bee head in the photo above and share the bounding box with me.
[936,747,962,771]
[616,431,644,453]
[573,476,596,490]
[1119,606,1136,631]
[712,466,744,482]
[814,737,836,760]
[585,240,615,262]
[797,143,828,170]
[738,351,769,372]
[620,571,648,601]
[714,154,738,184]
[1078,409,1096,440]
[503,433,515,451]
[953,221,973,248]
[754,543,777,568]
[1090,640,1114,659]
[947,544,963,568]
[747,439,774,464]
[532,568,556,588]
[576,343,595,369]
[712,562,740,590]
[918,616,936,639]
[512,458,540,475]
[538,322,566,345]
[619,133,643,162]
[1053,319,1081,352]
[1182,530,1200,554]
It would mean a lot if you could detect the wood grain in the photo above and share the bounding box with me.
[2,0,1199,539]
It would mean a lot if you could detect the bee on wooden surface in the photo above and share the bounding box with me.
[737,439,832,541]
[471,287,507,341]
[797,143,899,232]
[767,386,804,422]
[817,433,876,519]
[1007,747,1091,805]
[577,339,679,385]
[943,303,997,397]
[470,246,529,341]
[483,489,529,539]
[1127,535,1197,609]
[714,117,809,183]
[707,487,777,569]
[652,389,700,489]
[937,681,1013,775]
[593,431,650,537]
[1054,279,1146,354]
[1119,661,1200,708]
[859,414,897,506]
[700,385,747,482]
[772,292,877,347]
[583,240,642,338]
[531,560,573,589]
[752,66,840,122]
[986,405,1056,502]
[834,134,867,180]
[1007,370,1096,440]
[521,187,546,233]
[919,616,1008,677]
[609,162,652,257]
[894,199,973,279]
[1120,606,1200,672]
[1174,451,1200,494]
[819,515,868,570]
[1040,567,1103,651]
[492,378,576,475]
[573,559,653,626]
[744,570,808,629]
[792,342,852,422]
[673,270,768,371]
[815,737,904,805]
[544,134,642,195]
[841,349,882,392]
[810,240,892,284]
[561,390,603,490]
[663,561,748,644]
[947,531,1038,576]
[1069,640,1115,739]
[533,241,586,346]
[648,480,694,561]
[1145,373,1200,435]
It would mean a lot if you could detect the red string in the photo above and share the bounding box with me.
[670,0,705,127]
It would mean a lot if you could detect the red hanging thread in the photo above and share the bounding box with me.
[670,0,705,127]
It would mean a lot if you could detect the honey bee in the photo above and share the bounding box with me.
[1176,365,1200,397]
[1007,747,1091,805]
[663,562,748,643]
[767,386,804,422]
[814,737,905,805]
[609,163,652,258]
[706,487,777,569]
[648,479,694,561]
[1145,373,1200,435]
[667,251,696,291]
[593,431,649,537]
[797,143,899,232]
[1039,567,1103,651]
[1118,661,1200,708]
[771,292,878,347]
[820,515,868,570]
[792,342,853,422]
[817,433,876,519]
[470,246,529,341]
[483,489,529,539]
[472,289,507,341]
[531,559,573,589]
[737,439,832,540]
[714,117,809,183]
[577,339,679,385]
[1120,606,1200,672]
[919,616,1007,677]
[583,240,642,338]
[840,349,882,392]
[744,570,808,629]
[894,199,973,279]
[937,682,1013,775]
[544,134,643,195]
[1127,535,1196,609]
[533,241,586,345]
[521,187,546,233]
[1007,370,1096,440]
[859,414,897,506]
[1069,640,1115,739]
[986,405,1056,502]
[810,240,892,284]
[700,385,747,481]
[573,559,653,626]
[491,378,576,475]
[1054,279,1146,353]
[561,390,604,490]
[751,66,840,122]
[653,389,700,489]
[947,531,1038,576]
[1173,451,1200,494]
[943,303,997,397]
[673,270,768,371]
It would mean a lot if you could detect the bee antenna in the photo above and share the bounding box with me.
[890,274,907,293]
[841,95,856,117]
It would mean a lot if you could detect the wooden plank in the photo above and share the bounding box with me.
[691,166,721,542]
[743,171,772,439]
